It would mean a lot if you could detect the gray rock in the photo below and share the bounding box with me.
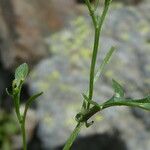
[28,3,150,150]
[0,0,76,69]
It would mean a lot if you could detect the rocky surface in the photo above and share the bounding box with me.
[0,0,147,69]
[28,2,150,150]
[0,0,76,69]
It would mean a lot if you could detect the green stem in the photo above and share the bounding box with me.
[20,122,27,150]
[13,93,22,123]
[20,112,27,150]
[14,88,27,150]
[98,1,111,29]
[63,122,84,150]
[88,26,101,109]
[63,1,112,149]
[87,0,111,109]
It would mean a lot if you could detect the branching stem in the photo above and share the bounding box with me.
[88,0,111,109]
[63,1,112,149]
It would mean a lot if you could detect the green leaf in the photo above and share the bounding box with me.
[26,92,43,107]
[94,46,115,83]
[112,79,124,98]
[103,95,150,111]
[23,92,43,119]
[15,63,29,80]
[82,93,90,102]
[82,93,99,107]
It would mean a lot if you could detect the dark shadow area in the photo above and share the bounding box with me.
[76,0,94,4]
[0,55,13,112]
[20,84,32,104]
[25,128,127,150]
[0,53,31,112]
[55,129,127,150]
[76,0,85,3]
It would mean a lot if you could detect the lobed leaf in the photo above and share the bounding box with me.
[102,95,150,111]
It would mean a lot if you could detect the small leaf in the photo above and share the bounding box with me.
[112,79,124,98]
[82,93,90,102]
[26,92,43,109]
[94,46,115,83]
[23,92,43,119]
[82,93,99,107]
[15,63,29,80]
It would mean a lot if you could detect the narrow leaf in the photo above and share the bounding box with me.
[94,46,115,83]
[26,92,43,109]
[82,93,90,102]
[112,79,124,98]
[15,63,29,80]
[23,92,43,119]
[82,93,99,107]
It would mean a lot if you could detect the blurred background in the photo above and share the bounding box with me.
[0,0,150,149]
